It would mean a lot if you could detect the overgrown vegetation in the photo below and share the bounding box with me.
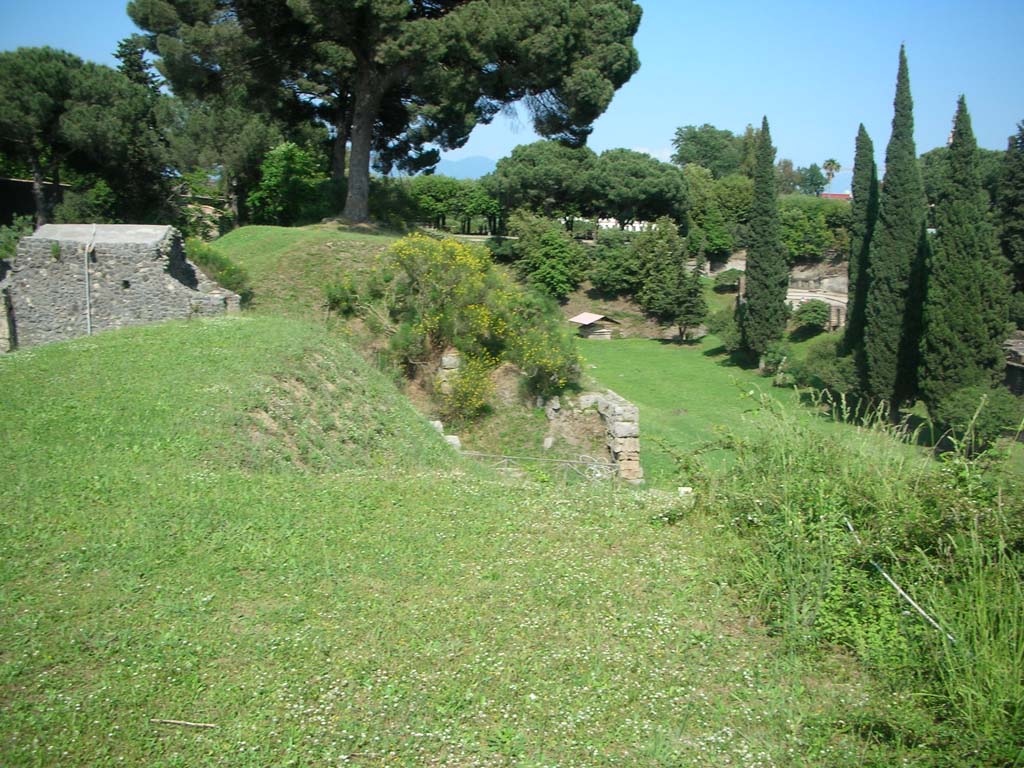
[4,316,932,767]
[185,237,254,306]
[353,234,580,414]
[0,214,33,260]
[247,141,330,227]
[681,397,1024,765]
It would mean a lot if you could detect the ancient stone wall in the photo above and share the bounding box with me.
[0,224,239,351]
[575,390,644,484]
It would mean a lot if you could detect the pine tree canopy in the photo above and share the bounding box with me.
[128,0,642,223]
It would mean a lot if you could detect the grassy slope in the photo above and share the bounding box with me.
[2,316,916,766]
[212,225,396,318]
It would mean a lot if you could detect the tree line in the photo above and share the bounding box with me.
[1,0,644,229]
[738,45,1024,442]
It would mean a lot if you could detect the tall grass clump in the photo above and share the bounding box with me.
[698,394,1024,764]
[186,237,254,306]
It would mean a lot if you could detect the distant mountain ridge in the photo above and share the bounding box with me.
[433,155,497,179]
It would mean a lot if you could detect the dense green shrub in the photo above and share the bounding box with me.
[484,236,517,263]
[790,336,861,397]
[509,211,585,300]
[778,195,851,262]
[52,179,118,224]
[248,142,328,226]
[185,237,254,305]
[324,277,358,317]
[1010,292,1024,330]
[712,268,742,292]
[588,228,639,295]
[521,228,586,300]
[377,234,579,402]
[441,354,497,420]
[932,385,1023,453]
[792,299,831,333]
[0,214,33,260]
[705,305,741,352]
[761,339,790,375]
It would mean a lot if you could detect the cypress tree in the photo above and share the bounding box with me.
[740,116,788,364]
[919,97,1010,409]
[1001,122,1024,296]
[864,46,929,409]
[843,124,879,373]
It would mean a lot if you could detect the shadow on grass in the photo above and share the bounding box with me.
[701,343,759,370]
[788,326,826,343]
[654,336,704,348]
[794,389,943,449]
[585,285,630,302]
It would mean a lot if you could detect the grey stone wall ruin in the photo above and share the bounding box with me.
[555,390,643,484]
[583,390,643,484]
[0,224,239,351]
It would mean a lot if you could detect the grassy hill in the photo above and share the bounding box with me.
[1,314,936,766]
[578,333,900,486]
[3,226,1012,764]
[211,224,396,318]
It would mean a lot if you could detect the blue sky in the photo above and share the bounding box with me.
[2,0,1022,189]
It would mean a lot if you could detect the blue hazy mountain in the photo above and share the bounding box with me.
[433,156,497,179]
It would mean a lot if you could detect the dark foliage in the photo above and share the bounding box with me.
[864,46,928,408]
[739,116,788,359]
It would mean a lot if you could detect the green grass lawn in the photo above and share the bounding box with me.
[211,224,397,318]
[1,316,924,766]
[579,334,906,488]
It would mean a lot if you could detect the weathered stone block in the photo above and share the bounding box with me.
[545,395,561,420]
[610,421,639,438]
[608,436,640,454]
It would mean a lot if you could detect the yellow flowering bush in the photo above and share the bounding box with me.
[441,354,498,420]
[377,234,580,409]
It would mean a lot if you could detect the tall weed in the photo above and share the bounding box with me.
[696,394,1023,764]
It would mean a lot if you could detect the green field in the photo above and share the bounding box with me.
[2,314,932,766]
[580,335,882,486]
[3,226,1015,765]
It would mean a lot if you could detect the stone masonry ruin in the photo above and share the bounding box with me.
[548,390,644,484]
[0,224,239,352]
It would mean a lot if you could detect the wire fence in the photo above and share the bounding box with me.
[460,451,618,482]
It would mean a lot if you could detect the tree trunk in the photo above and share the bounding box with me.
[30,155,47,228]
[226,176,241,229]
[331,107,350,182]
[342,68,382,223]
